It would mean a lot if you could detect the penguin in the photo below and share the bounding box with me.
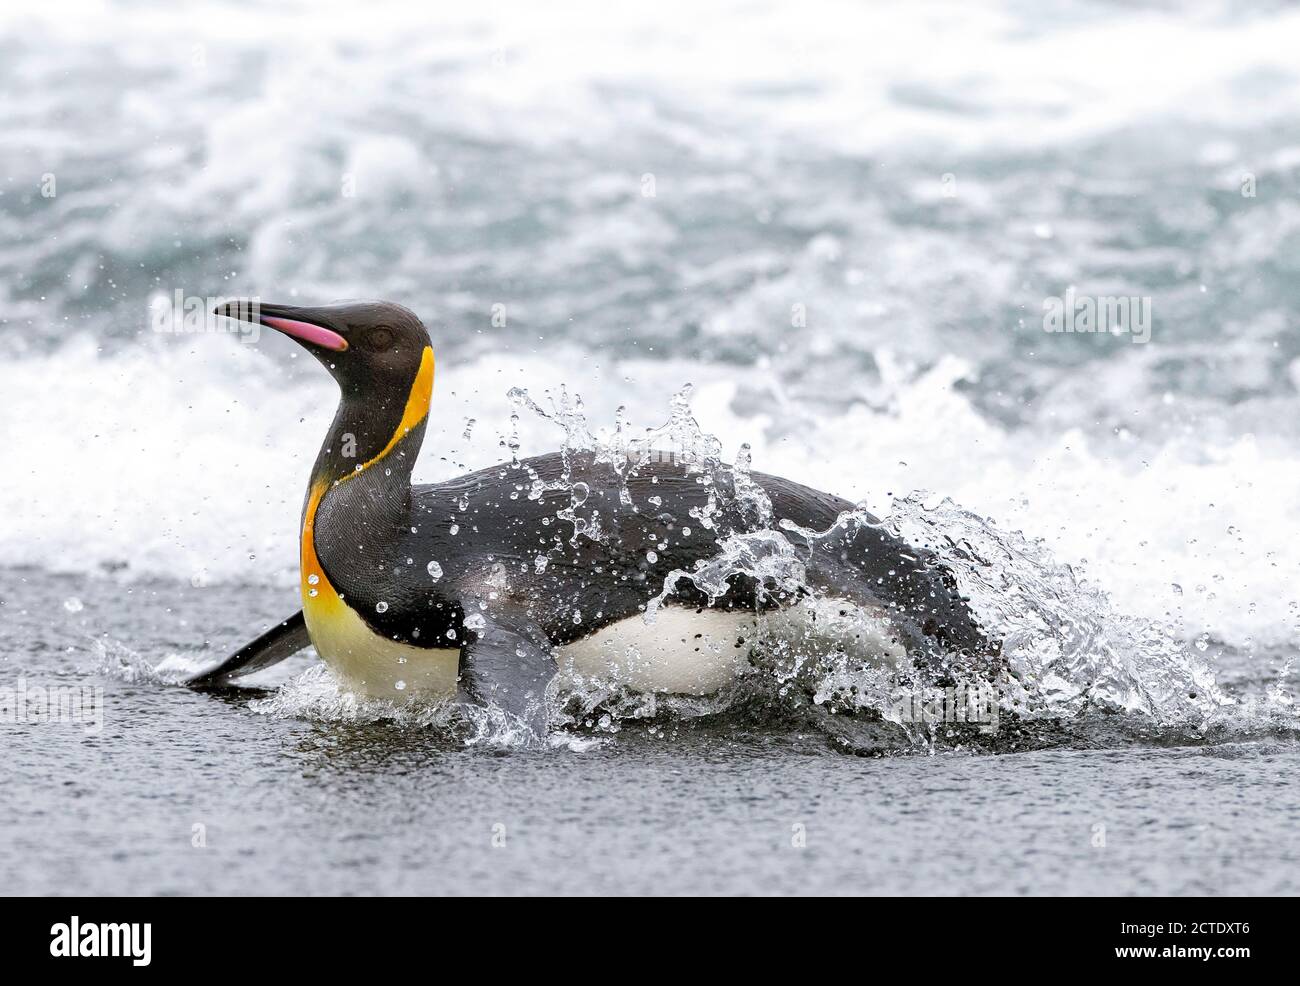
[188,300,998,732]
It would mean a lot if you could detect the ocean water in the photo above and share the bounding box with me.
[2,0,1299,895]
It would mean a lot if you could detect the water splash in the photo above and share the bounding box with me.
[885,493,1229,725]
[645,529,803,622]
[247,665,547,749]
[508,381,774,549]
[92,638,206,685]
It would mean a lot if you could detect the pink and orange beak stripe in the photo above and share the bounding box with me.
[213,301,349,352]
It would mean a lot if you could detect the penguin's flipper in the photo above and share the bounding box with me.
[186,611,310,689]
[458,614,556,735]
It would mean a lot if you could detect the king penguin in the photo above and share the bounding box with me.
[188,300,998,732]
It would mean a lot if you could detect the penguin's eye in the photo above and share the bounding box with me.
[363,326,395,352]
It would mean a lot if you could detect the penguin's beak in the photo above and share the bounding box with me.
[213,300,349,352]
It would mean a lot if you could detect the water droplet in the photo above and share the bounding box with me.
[646,550,658,563]
[449,524,459,535]
[682,527,691,536]
[534,554,549,573]
[427,560,443,580]
[307,574,319,585]
[736,442,752,472]
[465,613,486,632]
[63,597,83,613]
[395,680,407,691]
[308,588,318,598]
[376,601,389,613]
[572,609,583,624]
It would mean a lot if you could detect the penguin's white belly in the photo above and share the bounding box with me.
[554,600,908,695]
[556,606,759,694]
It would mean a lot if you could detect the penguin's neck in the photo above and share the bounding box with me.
[301,347,435,601]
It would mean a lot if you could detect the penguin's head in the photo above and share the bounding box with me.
[214,299,432,396]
